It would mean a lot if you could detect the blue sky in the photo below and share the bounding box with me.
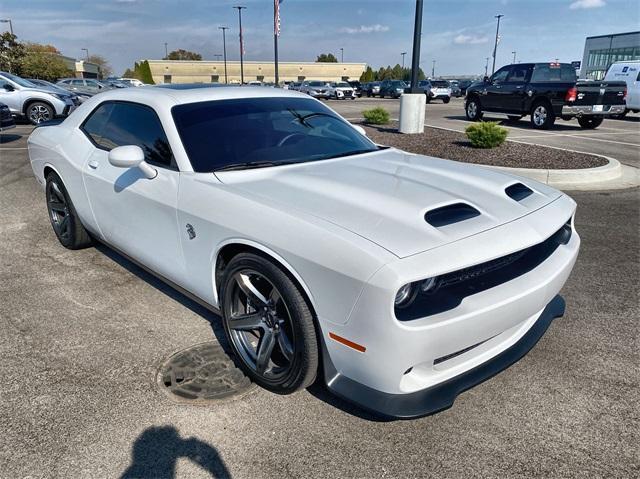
[2,0,639,76]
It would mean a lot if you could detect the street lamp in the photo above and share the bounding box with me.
[0,19,13,35]
[219,26,229,84]
[81,48,89,61]
[491,14,504,75]
[401,52,407,69]
[512,51,516,63]
[340,47,344,63]
[233,6,247,85]
[164,42,168,59]
[485,57,489,77]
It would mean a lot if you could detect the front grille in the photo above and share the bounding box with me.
[396,222,572,321]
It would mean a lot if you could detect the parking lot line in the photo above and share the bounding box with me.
[0,147,28,150]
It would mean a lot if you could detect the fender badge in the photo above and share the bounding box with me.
[186,224,196,240]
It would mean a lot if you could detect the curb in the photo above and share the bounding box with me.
[425,124,639,190]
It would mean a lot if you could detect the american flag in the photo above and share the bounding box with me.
[275,0,283,37]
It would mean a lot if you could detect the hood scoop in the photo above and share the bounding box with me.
[505,182,534,202]
[425,203,481,228]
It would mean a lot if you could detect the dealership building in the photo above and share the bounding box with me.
[145,60,367,84]
[579,31,640,80]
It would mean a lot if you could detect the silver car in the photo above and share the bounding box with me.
[299,80,330,99]
[326,81,356,100]
[56,78,114,96]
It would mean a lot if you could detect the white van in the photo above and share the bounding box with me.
[604,60,640,115]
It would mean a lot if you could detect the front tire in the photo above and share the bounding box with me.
[45,172,92,249]
[220,253,319,394]
[530,101,556,129]
[577,116,604,129]
[465,97,482,121]
[27,101,54,125]
[443,97,450,104]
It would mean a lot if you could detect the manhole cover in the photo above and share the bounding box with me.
[157,341,255,404]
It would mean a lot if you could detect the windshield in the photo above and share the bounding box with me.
[431,81,449,87]
[172,97,379,172]
[1,72,36,88]
[308,81,326,87]
[335,82,350,87]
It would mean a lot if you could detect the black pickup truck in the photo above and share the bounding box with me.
[465,62,627,129]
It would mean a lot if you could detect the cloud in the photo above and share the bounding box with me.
[569,0,606,9]
[339,24,390,34]
[453,34,489,45]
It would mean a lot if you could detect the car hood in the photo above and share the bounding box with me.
[217,149,563,258]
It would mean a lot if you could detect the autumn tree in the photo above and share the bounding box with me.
[87,54,113,78]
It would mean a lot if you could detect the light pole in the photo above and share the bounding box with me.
[81,48,89,61]
[512,51,516,63]
[491,14,504,75]
[340,47,344,62]
[213,54,223,61]
[164,42,168,59]
[431,60,435,78]
[485,57,489,77]
[233,6,247,84]
[401,52,407,69]
[0,19,13,35]
[409,0,423,93]
[219,26,229,84]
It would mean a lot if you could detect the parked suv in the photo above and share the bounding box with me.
[0,72,77,125]
[299,80,330,99]
[348,80,363,97]
[363,81,381,97]
[465,62,627,129]
[427,80,452,103]
[379,80,408,98]
[326,81,356,100]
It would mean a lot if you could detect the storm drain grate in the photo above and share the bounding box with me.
[156,341,255,404]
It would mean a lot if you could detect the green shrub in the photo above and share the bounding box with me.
[465,121,508,148]
[362,107,390,125]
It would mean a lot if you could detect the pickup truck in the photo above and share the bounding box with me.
[465,62,627,129]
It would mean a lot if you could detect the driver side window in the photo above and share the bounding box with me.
[491,67,510,84]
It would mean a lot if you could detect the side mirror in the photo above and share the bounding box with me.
[108,145,157,179]
[483,76,490,83]
[352,124,367,137]
[3,84,15,92]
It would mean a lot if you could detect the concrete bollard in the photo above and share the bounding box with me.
[399,93,426,134]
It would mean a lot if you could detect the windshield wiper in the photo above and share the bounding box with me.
[320,148,380,161]
[287,109,337,128]
[214,160,297,172]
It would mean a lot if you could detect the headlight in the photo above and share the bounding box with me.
[395,284,416,308]
[52,93,68,100]
[420,277,438,293]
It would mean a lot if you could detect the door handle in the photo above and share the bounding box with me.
[516,85,523,89]
[88,160,99,169]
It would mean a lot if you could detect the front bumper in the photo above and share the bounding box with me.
[324,295,565,418]
[307,91,329,99]
[562,104,625,116]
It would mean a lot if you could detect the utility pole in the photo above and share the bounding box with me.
[512,51,516,63]
[0,19,13,35]
[219,26,229,84]
[401,52,407,69]
[234,6,247,84]
[213,54,223,61]
[340,47,344,63]
[491,14,504,75]
[431,60,435,78]
[164,42,168,59]
[274,0,280,86]
[485,57,489,77]
[409,0,423,93]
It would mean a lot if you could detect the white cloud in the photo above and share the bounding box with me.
[339,24,390,34]
[453,34,489,45]
[569,0,606,9]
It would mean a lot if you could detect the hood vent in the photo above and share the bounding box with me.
[505,183,534,202]
[425,203,481,228]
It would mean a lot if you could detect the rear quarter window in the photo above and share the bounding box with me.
[531,64,577,82]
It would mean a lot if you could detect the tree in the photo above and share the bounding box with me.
[87,54,113,78]
[133,60,155,84]
[122,68,135,78]
[316,53,338,63]
[0,32,26,74]
[23,42,60,54]
[20,51,71,81]
[359,66,375,83]
[165,49,202,61]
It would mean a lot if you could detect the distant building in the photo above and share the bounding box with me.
[59,55,100,78]
[145,60,367,84]
[579,31,640,80]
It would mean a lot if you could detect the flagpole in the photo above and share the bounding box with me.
[274,0,279,86]
[234,6,246,84]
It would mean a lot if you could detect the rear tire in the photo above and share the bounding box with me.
[465,97,482,121]
[443,97,450,104]
[577,116,604,129]
[45,172,93,249]
[220,253,319,394]
[530,101,556,129]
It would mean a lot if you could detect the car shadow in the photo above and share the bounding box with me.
[120,425,231,479]
[443,114,585,132]
[94,243,230,352]
[0,133,22,144]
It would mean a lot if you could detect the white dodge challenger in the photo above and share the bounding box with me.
[28,85,580,418]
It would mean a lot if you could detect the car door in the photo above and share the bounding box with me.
[80,101,186,283]
[85,79,105,93]
[0,77,21,114]
[482,66,510,110]
[502,64,532,112]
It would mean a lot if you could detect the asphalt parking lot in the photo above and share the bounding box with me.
[1,126,638,478]
[331,97,640,168]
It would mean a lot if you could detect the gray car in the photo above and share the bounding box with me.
[56,78,113,96]
[299,80,330,99]
[27,79,89,104]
